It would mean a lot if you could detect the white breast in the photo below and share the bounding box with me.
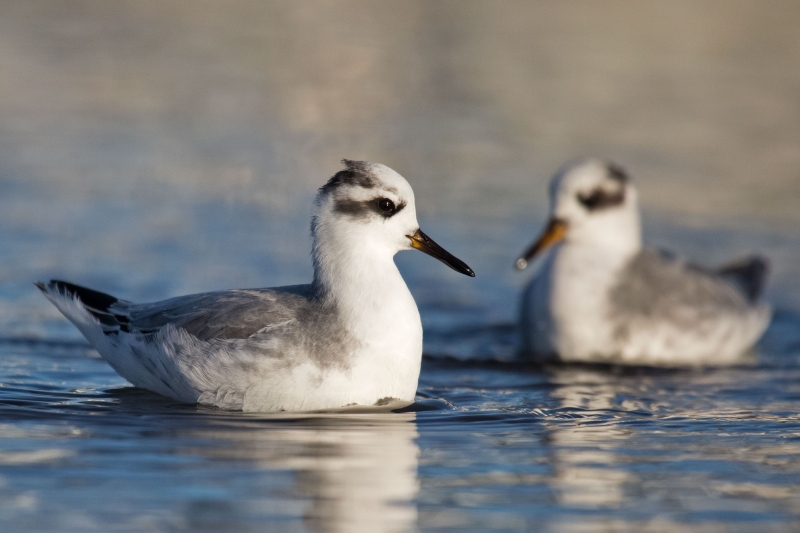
[521,243,632,362]
[239,266,423,412]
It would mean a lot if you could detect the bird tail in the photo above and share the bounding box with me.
[715,256,769,303]
[35,280,130,334]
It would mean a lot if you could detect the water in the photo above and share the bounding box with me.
[3,317,800,532]
[2,2,800,531]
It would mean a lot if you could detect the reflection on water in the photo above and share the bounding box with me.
[0,340,421,532]
[2,319,800,531]
[538,362,800,531]
[546,370,635,511]
[185,415,420,533]
[411,335,800,532]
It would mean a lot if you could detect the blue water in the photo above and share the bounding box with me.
[2,312,800,532]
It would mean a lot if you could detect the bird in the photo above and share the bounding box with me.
[515,158,771,366]
[37,160,475,411]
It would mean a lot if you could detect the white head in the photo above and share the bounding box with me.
[311,160,474,287]
[516,159,642,269]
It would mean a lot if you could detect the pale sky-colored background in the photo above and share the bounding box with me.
[1,1,798,223]
[1,0,799,336]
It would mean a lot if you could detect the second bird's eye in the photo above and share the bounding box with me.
[378,198,395,213]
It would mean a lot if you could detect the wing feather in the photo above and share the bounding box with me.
[38,280,315,341]
[119,286,314,341]
[609,249,756,329]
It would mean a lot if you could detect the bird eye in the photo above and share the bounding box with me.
[577,187,625,211]
[378,198,395,213]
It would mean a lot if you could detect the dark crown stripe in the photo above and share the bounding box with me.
[606,162,629,183]
[319,159,376,195]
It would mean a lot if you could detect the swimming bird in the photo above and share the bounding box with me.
[516,159,770,366]
[37,160,475,411]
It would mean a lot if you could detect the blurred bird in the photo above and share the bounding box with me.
[516,159,770,365]
[38,160,475,411]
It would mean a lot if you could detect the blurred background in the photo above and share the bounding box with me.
[2,0,800,339]
[2,3,800,532]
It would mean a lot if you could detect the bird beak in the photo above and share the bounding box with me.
[515,218,568,270]
[409,229,475,277]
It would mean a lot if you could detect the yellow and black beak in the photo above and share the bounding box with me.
[409,229,475,277]
[515,218,568,270]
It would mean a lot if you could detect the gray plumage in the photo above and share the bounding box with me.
[115,286,315,341]
[608,249,769,342]
[37,280,356,373]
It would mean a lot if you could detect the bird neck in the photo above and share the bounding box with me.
[567,211,642,261]
[310,234,416,330]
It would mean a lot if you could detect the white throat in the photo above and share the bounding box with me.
[310,217,422,352]
[565,207,643,260]
[312,236,411,323]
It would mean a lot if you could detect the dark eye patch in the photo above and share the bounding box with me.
[577,187,625,211]
[334,196,406,220]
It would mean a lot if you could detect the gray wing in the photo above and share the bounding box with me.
[38,280,315,341]
[118,285,315,341]
[609,248,758,327]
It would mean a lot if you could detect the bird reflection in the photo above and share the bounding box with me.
[542,367,638,510]
[178,412,420,533]
[540,364,800,525]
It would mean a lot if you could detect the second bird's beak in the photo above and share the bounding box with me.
[409,229,475,277]
[515,218,568,270]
